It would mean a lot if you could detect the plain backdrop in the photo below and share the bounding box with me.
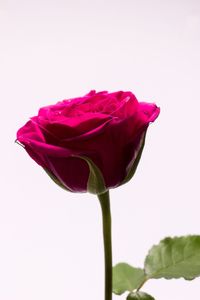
[1,0,200,299]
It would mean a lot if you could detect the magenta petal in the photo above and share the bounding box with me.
[46,156,89,192]
[138,102,160,123]
[16,90,160,193]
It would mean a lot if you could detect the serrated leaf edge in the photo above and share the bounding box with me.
[145,235,200,280]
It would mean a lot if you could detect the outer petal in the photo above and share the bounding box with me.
[55,116,139,189]
[17,119,90,192]
[17,119,45,143]
[17,120,74,158]
[17,120,48,168]
[45,156,89,192]
[138,102,160,123]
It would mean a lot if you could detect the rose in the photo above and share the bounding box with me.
[17,90,160,193]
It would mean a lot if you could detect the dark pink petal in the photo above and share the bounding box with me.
[46,156,89,192]
[138,102,160,123]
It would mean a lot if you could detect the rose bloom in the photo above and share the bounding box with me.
[17,90,160,193]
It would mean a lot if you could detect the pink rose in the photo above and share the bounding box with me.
[17,90,160,193]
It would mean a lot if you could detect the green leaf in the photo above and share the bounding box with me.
[145,235,200,280]
[75,155,107,195]
[112,263,146,295]
[127,291,155,300]
[121,131,146,186]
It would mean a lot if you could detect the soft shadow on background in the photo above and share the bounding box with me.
[0,0,200,299]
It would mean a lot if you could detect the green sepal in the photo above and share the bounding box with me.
[44,168,72,192]
[121,131,146,186]
[127,291,155,300]
[112,263,146,295]
[75,155,107,195]
[145,235,200,280]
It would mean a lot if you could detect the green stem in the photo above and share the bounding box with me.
[98,190,112,300]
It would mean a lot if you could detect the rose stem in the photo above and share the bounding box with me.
[98,190,112,300]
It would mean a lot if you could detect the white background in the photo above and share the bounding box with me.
[1,0,200,299]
